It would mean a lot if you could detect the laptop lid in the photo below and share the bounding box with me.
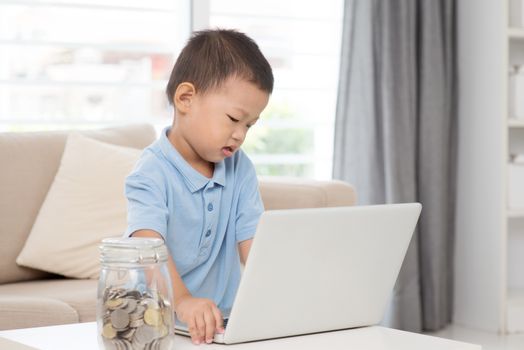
[223,203,422,344]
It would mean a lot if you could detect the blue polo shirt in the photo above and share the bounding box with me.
[124,127,264,315]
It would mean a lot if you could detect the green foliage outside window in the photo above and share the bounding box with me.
[242,103,314,177]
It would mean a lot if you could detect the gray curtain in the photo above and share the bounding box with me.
[333,0,457,332]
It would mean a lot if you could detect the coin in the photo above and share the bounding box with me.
[126,290,142,299]
[112,338,132,350]
[118,327,135,340]
[144,308,162,327]
[129,317,144,328]
[130,305,145,321]
[111,309,130,330]
[102,323,117,339]
[105,298,124,309]
[123,298,137,313]
[135,324,159,344]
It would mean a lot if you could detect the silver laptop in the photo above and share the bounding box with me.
[175,203,422,344]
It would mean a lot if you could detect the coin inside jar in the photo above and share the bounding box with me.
[99,287,173,350]
[105,298,124,309]
[110,309,130,330]
[123,298,137,313]
[144,308,162,327]
[102,323,117,339]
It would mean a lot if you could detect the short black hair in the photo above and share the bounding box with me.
[166,29,274,104]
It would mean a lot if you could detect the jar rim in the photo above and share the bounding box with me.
[101,237,164,248]
[99,237,168,264]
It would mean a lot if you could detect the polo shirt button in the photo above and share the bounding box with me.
[207,203,214,212]
[205,229,212,237]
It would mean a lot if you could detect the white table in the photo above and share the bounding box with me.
[0,322,481,350]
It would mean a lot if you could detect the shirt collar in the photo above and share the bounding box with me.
[158,127,226,193]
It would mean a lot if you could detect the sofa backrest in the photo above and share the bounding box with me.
[0,124,356,285]
[0,124,157,284]
[259,176,356,210]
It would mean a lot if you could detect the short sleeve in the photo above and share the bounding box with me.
[124,173,169,239]
[235,165,264,242]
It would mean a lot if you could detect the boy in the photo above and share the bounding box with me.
[124,29,273,345]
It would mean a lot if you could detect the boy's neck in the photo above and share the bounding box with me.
[167,127,214,179]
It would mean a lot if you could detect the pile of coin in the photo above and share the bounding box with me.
[99,287,174,350]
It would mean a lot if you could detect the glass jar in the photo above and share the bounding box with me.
[97,237,175,350]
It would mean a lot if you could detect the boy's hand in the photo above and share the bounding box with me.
[175,295,224,345]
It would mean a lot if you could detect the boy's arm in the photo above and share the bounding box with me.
[131,229,192,304]
[234,155,263,264]
[238,238,253,265]
[131,229,223,345]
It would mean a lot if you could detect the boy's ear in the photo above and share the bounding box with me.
[173,82,196,114]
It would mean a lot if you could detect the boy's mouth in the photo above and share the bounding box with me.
[222,146,234,157]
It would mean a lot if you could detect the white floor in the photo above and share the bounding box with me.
[427,324,524,350]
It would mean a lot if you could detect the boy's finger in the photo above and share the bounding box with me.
[211,305,224,333]
[188,318,200,345]
[204,309,216,343]
[195,314,206,344]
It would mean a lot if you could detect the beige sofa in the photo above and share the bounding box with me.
[0,124,356,331]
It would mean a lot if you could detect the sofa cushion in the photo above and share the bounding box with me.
[16,133,142,279]
[0,279,97,325]
[0,295,79,330]
[0,124,156,284]
[259,177,356,210]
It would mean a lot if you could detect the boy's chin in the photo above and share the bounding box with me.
[204,154,227,164]
[212,150,234,162]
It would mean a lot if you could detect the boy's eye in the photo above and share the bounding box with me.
[227,115,239,123]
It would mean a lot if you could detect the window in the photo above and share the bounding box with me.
[209,0,344,179]
[1,1,343,180]
[0,0,190,132]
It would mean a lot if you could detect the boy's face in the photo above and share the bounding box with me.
[176,76,269,165]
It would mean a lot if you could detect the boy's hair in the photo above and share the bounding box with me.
[166,29,274,104]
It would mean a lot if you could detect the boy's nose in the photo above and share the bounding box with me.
[232,128,247,143]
